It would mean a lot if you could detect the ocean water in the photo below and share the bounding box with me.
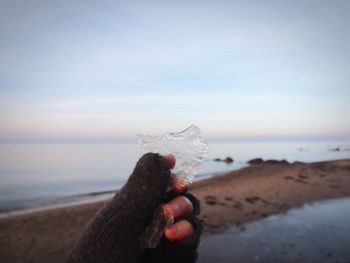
[0,141,349,213]
[198,197,350,262]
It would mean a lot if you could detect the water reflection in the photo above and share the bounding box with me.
[199,197,350,262]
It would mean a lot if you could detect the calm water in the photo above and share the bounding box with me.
[198,197,350,263]
[0,141,349,213]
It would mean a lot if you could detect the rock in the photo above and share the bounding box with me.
[213,157,234,163]
[329,147,340,152]
[280,159,290,165]
[247,158,264,165]
[204,195,217,205]
[264,160,281,165]
[265,159,289,165]
[224,157,234,163]
[329,147,350,152]
[248,158,290,165]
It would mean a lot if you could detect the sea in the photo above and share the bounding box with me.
[0,141,349,215]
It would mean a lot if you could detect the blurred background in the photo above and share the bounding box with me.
[1,0,350,213]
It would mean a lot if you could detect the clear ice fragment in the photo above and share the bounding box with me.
[138,125,208,185]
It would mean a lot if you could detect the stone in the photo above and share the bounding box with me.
[247,158,264,165]
[224,157,234,163]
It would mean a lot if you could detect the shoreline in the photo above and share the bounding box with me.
[0,192,115,219]
[0,171,227,219]
[1,159,350,263]
[192,159,350,234]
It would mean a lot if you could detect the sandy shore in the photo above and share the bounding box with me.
[1,159,350,263]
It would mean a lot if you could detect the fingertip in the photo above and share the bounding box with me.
[162,196,193,220]
[164,220,194,241]
[164,154,176,169]
[170,178,187,192]
[164,154,188,192]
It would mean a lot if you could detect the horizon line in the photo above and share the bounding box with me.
[1,134,350,144]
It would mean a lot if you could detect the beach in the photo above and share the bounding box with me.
[1,159,350,263]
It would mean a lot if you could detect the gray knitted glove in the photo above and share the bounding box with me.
[67,153,202,263]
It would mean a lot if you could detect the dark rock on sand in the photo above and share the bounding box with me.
[205,196,217,205]
[214,158,221,162]
[245,196,261,204]
[248,158,289,165]
[247,158,264,165]
[265,159,289,165]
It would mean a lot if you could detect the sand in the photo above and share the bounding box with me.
[1,159,350,263]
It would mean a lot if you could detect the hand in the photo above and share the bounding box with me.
[141,154,202,263]
[68,153,202,263]
[161,154,195,241]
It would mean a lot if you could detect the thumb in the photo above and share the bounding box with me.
[67,154,172,263]
[121,153,172,215]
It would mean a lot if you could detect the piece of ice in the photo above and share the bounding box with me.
[138,125,208,185]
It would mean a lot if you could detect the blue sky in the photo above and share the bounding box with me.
[1,0,350,142]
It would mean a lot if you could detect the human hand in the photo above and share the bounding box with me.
[68,153,202,263]
[162,154,195,241]
[141,154,202,262]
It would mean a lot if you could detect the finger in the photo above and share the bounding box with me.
[164,219,194,241]
[162,196,193,224]
[164,154,187,192]
[128,153,171,201]
[164,154,176,169]
[169,177,188,192]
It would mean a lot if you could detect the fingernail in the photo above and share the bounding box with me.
[170,178,188,192]
[165,220,194,241]
[174,181,187,192]
[164,196,193,218]
[162,204,174,227]
[164,154,176,169]
[164,224,180,240]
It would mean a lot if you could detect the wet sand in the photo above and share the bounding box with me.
[198,197,350,262]
[1,159,350,263]
[194,159,350,234]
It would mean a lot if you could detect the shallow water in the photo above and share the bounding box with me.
[198,197,350,263]
[0,141,349,213]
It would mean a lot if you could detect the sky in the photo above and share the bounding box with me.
[1,0,350,142]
